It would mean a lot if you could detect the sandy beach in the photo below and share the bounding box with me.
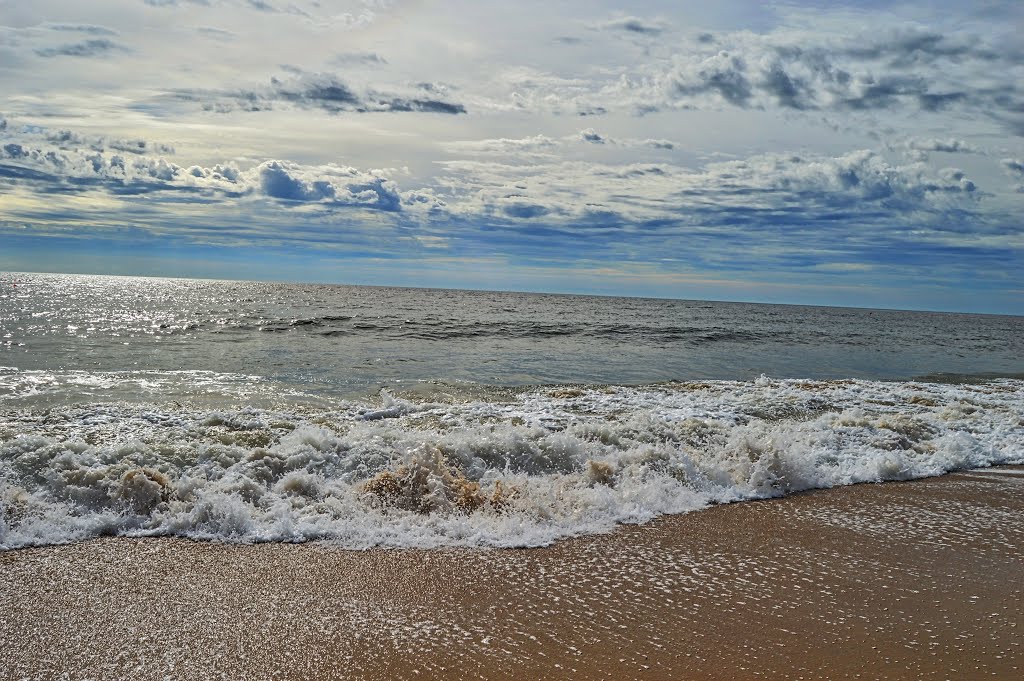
[2,467,1021,680]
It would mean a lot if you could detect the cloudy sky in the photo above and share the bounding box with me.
[1,0,1022,313]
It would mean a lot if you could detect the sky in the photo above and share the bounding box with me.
[0,1,1022,314]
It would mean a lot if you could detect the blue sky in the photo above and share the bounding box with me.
[1,0,1022,313]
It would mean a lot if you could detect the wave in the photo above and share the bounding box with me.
[239,318,791,344]
[1,377,1021,550]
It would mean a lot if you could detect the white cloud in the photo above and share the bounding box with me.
[0,128,434,213]
[433,149,980,227]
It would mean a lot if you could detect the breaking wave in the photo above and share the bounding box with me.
[1,377,1022,550]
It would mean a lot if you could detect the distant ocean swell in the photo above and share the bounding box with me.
[250,317,783,344]
[2,376,1021,550]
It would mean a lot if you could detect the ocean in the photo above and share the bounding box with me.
[1,271,1022,549]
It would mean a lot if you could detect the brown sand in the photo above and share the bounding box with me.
[2,467,1022,680]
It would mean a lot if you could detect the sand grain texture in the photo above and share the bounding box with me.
[2,468,1022,680]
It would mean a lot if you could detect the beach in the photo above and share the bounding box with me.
[2,275,1023,679]
[2,466,1021,680]
[3,0,1024,675]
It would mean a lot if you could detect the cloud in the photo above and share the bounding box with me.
[435,149,981,233]
[486,25,1021,131]
[750,30,1015,120]
[43,129,175,156]
[1,111,1014,303]
[904,138,978,154]
[42,24,119,37]
[668,51,754,107]
[3,113,980,235]
[840,30,1001,67]
[1002,158,1024,175]
[593,16,667,36]
[196,26,236,40]
[330,51,387,66]
[577,129,674,149]
[142,0,212,6]
[688,151,980,215]
[415,147,1009,297]
[449,132,674,157]
[1002,158,1024,191]
[892,137,982,161]
[177,72,466,115]
[35,39,127,58]
[446,135,560,156]
[255,160,402,210]
[141,0,374,25]
[0,124,427,215]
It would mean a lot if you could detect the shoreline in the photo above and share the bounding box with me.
[2,467,1022,680]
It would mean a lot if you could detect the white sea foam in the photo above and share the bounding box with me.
[1,377,1021,550]
[0,368,325,408]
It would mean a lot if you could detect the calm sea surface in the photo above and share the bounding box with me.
[1,272,1022,549]
[1,272,1021,406]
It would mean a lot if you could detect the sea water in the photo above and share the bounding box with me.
[1,272,1022,549]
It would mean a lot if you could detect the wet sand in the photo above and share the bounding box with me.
[2,468,1022,680]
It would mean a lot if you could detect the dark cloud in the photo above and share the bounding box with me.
[648,28,1022,132]
[841,30,1000,67]
[671,52,753,107]
[1002,158,1024,191]
[386,99,466,114]
[183,72,466,115]
[43,130,174,155]
[758,60,812,109]
[502,202,550,219]
[596,17,667,36]
[917,92,968,112]
[272,74,360,109]
[579,129,605,144]
[35,39,126,58]
[1003,158,1024,175]
[2,143,29,159]
[42,23,119,37]
[108,139,176,155]
[257,159,405,212]
[42,130,89,148]
[258,160,332,201]
[840,75,930,111]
